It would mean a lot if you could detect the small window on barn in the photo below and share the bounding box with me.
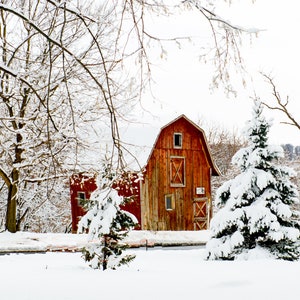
[173,133,182,149]
[165,194,175,210]
[77,191,86,206]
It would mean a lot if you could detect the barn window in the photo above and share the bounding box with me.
[173,133,182,148]
[170,156,185,187]
[77,191,86,206]
[165,194,175,210]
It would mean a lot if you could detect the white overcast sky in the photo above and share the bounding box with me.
[123,1,300,148]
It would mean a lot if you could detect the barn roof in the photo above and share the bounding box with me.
[145,114,220,176]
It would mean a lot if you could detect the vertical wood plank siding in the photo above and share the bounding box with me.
[141,115,219,231]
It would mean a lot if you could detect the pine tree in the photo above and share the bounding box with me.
[206,101,300,260]
[77,160,138,270]
[78,187,137,270]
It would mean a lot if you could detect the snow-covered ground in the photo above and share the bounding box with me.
[0,230,210,252]
[1,231,300,300]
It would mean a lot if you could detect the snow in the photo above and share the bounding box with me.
[0,230,209,252]
[78,187,136,238]
[1,231,300,300]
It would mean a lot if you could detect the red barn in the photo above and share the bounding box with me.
[140,115,220,231]
[70,115,219,232]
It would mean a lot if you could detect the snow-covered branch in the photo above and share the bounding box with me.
[183,0,260,33]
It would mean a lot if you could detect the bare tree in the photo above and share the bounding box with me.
[198,119,246,211]
[182,0,256,95]
[199,119,246,174]
[0,0,256,232]
[0,0,123,232]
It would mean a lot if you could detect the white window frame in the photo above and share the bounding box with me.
[165,194,175,211]
[173,132,182,149]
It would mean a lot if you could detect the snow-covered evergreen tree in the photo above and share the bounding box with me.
[206,101,300,260]
[77,167,138,270]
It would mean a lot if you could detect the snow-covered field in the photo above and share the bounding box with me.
[1,231,300,300]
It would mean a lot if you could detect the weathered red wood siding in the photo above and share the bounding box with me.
[140,115,219,231]
[70,173,141,232]
[114,173,141,228]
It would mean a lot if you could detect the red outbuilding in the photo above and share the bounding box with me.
[70,172,97,233]
[70,171,141,233]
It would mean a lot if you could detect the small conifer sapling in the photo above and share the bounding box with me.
[77,160,138,270]
[78,187,138,270]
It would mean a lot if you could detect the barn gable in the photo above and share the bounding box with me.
[140,114,220,231]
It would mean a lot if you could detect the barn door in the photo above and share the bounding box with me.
[193,198,209,230]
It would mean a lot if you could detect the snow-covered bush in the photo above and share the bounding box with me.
[78,187,137,270]
[206,101,300,260]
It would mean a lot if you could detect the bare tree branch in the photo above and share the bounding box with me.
[261,74,300,131]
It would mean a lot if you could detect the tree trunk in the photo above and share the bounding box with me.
[6,145,21,232]
[5,131,23,232]
[6,176,18,233]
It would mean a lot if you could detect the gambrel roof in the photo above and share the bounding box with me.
[145,114,220,176]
